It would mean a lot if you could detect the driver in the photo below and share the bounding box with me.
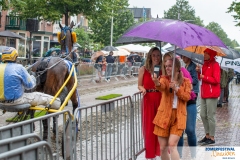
[0,47,61,109]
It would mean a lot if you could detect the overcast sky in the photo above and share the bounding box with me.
[128,0,240,44]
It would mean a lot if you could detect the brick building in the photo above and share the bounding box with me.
[0,10,88,58]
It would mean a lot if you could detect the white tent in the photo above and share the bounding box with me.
[117,44,151,53]
[101,48,130,57]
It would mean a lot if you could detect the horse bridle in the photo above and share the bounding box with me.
[60,26,72,54]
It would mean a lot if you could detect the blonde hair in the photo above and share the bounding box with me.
[162,56,184,86]
[145,47,162,72]
[162,52,173,75]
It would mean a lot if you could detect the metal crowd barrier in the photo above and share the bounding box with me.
[0,110,73,160]
[0,141,53,160]
[131,92,144,157]
[0,133,41,154]
[0,133,54,160]
[78,62,141,84]
[72,92,146,160]
[73,96,135,160]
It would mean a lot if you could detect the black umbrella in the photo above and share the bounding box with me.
[102,46,118,51]
[166,46,204,64]
[220,47,240,59]
[0,30,25,39]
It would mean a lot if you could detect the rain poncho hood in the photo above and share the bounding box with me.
[204,48,217,62]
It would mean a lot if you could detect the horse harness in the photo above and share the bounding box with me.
[36,57,52,88]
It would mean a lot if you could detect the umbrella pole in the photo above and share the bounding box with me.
[170,45,176,93]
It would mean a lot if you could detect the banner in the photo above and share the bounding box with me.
[181,146,240,160]
[216,57,240,69]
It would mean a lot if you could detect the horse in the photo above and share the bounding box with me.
[58,21,77,61]
[30,22,79,139]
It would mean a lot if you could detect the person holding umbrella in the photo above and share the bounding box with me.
[138,47,162,159]
[152,57,191,160]
[196,48,221,146]
[178,55,199,159]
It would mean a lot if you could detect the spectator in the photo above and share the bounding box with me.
[217,68,228,107]
[72,46,79,74]
[224,68,234,102]
[196,48,220,146]
[138,47,162,159]
[94,55,103,83]
[102,57,107,77]
[140,55,146,67]
[134,54,142,63]
[235,71,240,84]
[118,55,126,75]
[152,57,191,160]
[0,47,61,109]
[72,47,78,63]
[105,51,115,82]
[178,55,199,160]
[127,52,135,65]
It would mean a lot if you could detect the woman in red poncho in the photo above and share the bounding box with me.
[196,48,220,146]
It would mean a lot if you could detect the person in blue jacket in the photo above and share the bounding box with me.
[0,47,61,109]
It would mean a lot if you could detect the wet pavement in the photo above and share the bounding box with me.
[196,81,240,146]
[137,80,240,159]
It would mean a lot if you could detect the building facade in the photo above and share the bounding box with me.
[0,10,88,58]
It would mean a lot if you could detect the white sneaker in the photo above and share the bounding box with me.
[108,79,110,82]
[105,79,109,83]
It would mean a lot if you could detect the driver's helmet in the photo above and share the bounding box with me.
[2,47,18,62]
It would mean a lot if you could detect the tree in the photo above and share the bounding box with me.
[163,0,204,26]
[205,22,232,47]
[0,0,10,10]
[227,1,240,26]
[74,27,91,51]
[163,0,239,47]
[89,0,134,46]
[8,0,113,26]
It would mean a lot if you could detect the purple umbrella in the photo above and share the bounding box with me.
[122,19,227,86]
[122,19,227,49]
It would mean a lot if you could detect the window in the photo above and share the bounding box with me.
[32,36,41,57]
[18,33,26,57]
[32,35,50,57]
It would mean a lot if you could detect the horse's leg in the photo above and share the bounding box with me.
[42,119,48,140]
[42,70,63,139]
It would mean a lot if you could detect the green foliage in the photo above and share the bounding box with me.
[227,1,240,26]
[0,0,9,10]
[6,111,47,122]
[163,0,204,26]
[205,22,232,47]
[96,94,122,100]
[8,0,113,26]
[163,0,239,46]
[74,28,91,50]
[89,0,134,46]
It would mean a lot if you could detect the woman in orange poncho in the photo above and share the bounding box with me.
[152,57,191,160]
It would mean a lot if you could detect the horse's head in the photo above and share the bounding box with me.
[59,21,74,55]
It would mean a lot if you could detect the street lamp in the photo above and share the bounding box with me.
[110,10,113,46]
